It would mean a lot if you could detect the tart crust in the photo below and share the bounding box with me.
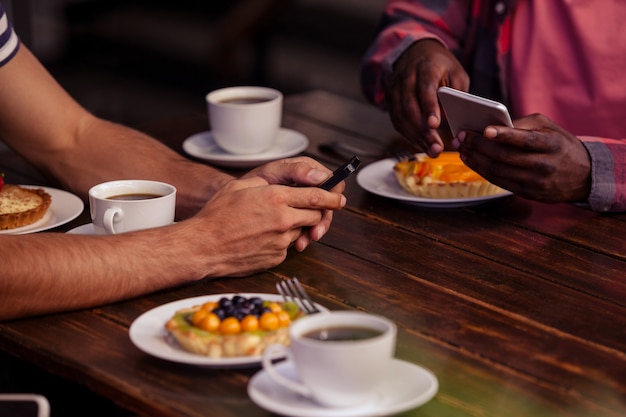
[393,152,506,199]
[0,185,52,230]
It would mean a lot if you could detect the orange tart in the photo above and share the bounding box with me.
[393,152,506,199]
[0,185,52,230]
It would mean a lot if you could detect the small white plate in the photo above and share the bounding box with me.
[357,158,512,208]
[182,128,309,169]
[66,223,96,235]
[129,293,328,368]
[0,186,84,235]
[248,358,438,417]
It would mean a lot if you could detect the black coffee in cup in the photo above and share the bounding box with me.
[303,326,383,342]
[106,193,162,201]
[218,97,272,105]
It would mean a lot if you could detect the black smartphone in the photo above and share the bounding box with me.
[0,394,50,417]
[318,155,361,191]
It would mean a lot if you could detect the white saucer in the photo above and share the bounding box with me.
[66,223,176,235]
[66,223,96,235]
[247,358,438,417]
[182,128,309,169]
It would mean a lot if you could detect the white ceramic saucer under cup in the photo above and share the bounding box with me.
[247,358,438,417]
[66,223,96,235]
[182,128,309,169]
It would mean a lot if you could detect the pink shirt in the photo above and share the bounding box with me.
[509,0,626,138]
[361,0,626,211]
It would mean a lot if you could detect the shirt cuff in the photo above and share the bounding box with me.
[581,140,616,212]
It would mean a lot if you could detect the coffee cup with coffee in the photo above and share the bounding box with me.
[261,311,397,408]
[89,180,176,235]
[206,86,282,154]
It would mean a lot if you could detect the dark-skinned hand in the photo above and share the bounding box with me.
[388,39,469,157]
[455,114,592,203]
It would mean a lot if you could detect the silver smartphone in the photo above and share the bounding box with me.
[437,86,513,137]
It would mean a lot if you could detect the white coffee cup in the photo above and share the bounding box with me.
[262,311,397,408]
[89,180,176,235]
[206,86,282,154]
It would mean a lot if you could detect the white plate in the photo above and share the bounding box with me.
[66,223,95,235]
[182,128,309,169]
[129,293,328,368]
[356,158,512,208]
[0,186,84,235]
[248,358,438,417]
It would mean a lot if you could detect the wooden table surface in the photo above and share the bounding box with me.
[1,90,626,417]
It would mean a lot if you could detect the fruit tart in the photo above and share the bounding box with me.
[165,295,306,358]
[393,152,506,199]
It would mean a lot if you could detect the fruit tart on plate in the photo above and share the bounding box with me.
[165,294,306,358]
[393,152,506,199]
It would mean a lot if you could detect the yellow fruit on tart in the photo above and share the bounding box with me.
[393,152,506,199]
[165,295,305,358]
[0,184,52,230]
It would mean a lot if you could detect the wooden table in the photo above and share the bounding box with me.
[1,90,626,417]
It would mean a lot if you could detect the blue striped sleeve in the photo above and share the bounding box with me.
[0,3,20,67]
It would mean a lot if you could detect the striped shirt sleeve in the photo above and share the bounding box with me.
[0,2,20,67]
[581,137,626,212]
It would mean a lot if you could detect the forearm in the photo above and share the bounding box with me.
[47,117,234,218]
[0,226,207,321]
[0,44,233,218]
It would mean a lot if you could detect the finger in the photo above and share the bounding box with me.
[293,229,310,252]
[483,126,556,154]
[448,67,471,92]
[459,137,537,187]
[293,206,334,251]
[417,82,440,129]
[394,69,423,140]
[311,209,333,240]
[244,157,333,186]
[283,187,346,210]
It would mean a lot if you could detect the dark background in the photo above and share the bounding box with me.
[7,0,386,125]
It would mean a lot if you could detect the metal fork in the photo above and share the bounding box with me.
[390,150,418,162]
[276,277,320,314]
